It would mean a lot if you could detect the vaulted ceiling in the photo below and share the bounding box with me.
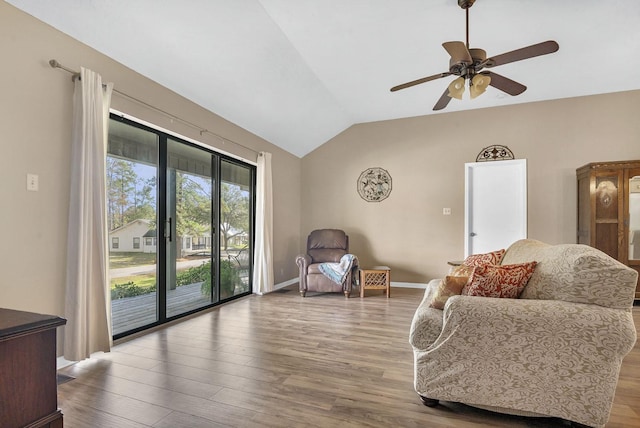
[8,0,640,157]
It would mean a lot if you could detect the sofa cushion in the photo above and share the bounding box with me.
[306,229,349,263]
[450,264,474,277]
[429,276,468,309]
[501,239,638,309]
[307,263,323,274]
[308,249,346,263]
[463,262,537,298]
[463,249,505,267]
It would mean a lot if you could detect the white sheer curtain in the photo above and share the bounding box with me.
[64,68,114,361]
[253,152,274,295]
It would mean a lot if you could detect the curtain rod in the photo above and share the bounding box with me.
[49,59,259,157]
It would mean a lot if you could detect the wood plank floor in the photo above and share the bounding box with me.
[58,287,640,427]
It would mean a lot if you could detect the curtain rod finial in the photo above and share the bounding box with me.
[49,59,59,68]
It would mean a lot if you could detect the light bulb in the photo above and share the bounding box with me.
[447,77,465,100]
[470,74,491,99]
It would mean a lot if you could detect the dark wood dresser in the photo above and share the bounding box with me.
[0,308,66,428]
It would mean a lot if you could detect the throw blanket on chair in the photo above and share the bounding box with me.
[319,254,358,286]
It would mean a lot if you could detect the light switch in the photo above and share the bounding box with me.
[27,173,39,191]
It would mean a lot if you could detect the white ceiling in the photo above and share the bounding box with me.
[7,0,640,157]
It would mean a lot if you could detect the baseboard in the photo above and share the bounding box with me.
[271,278,429,292]
[391,281,429,289]
[56,356,75,370]
[274,278,297,290]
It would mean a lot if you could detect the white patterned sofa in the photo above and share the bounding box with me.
[409,239,638,428]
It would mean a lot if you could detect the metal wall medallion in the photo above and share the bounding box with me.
[357,167,392,202]
[476,145,515,162]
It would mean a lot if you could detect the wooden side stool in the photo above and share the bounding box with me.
[359,266,391,298]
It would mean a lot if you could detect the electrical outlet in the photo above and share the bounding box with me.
[443,208,451,215]
[27,173,39,191]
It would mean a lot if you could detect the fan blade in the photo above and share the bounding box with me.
[485,40,559,68]
[433,87,453,111]
[483,71,526,96]
[390,72,451,92]
[443,41,472,64]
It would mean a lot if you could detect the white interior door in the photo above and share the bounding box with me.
[464,159,527,257]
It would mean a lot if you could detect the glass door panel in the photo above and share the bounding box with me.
[594,173,622,260]
[166,139,217,317]
[628,172,640,261]
[107,119,159,336]
[220,160,253,298]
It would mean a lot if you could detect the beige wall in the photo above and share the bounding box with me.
[301,91,640,283]
[0,2,301,321]
[2,0,639,335]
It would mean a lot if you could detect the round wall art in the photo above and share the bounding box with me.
[357,167,392,202]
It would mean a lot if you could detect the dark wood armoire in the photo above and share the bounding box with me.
[577,160,640,299]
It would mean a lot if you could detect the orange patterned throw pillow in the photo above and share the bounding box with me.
[462,249,506,267]
[429,275,469,309]
[463,262,538,299]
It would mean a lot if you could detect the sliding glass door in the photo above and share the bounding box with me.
[219,160,252,299]
[166,138,216,317]
[107,115,254,338]
[107,120,159,336]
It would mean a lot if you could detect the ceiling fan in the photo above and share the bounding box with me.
[390,0,559,111]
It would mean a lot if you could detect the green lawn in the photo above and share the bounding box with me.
[111,274,156,290]
[109,251,210,296]
[109,252,157,268]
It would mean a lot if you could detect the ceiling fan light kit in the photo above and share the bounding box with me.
[390,0,559,111]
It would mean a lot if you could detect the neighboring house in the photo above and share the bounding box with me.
[142,229,157,254]
[229,233,248,248]
[109,219,214,254]
[109,219,155,253]
[224,226,249,248]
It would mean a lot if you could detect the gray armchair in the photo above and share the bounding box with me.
[296,229,356,297]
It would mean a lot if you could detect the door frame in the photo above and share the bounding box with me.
[108,113,255,340]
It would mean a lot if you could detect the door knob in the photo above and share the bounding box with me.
[470,232,477,237]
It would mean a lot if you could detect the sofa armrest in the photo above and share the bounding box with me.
[295,254,311,291]
[344,256,359,291]
[409,279,444,350]
[295,254,311,270]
